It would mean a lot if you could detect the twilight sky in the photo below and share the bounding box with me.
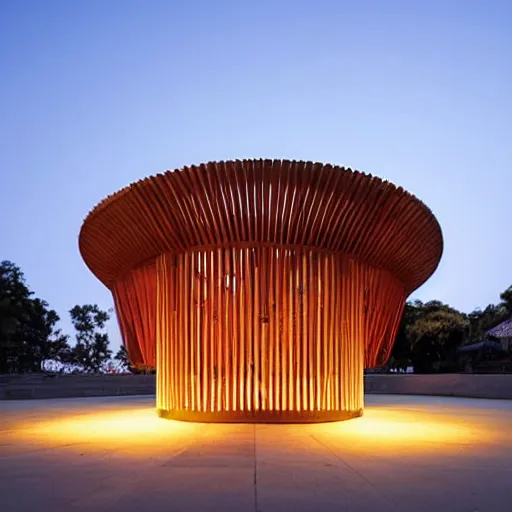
[1,0,511,351]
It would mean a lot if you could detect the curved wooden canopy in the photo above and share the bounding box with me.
[79,159,442,295]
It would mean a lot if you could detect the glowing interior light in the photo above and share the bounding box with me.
[79,159,442,423]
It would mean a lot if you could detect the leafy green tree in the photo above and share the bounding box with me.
[69,304,112,373]
[390,300,423,370]
[114,344,130,369]
[0,260,69,373]
[467,284,512,341]
[468,305,507,341]
[499,285,512,316]
[114,345,155,374]
[407,301,469,373]
[390,300,470,373]
[20,298,70,370]
[0,261,29,372]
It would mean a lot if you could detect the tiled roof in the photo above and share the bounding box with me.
[487,318,512,338]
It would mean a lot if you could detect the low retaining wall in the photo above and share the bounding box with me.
[0,374,156,400]
[364,374,512,400]
[2,373,512,401]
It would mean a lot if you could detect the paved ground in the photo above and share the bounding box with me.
[1,395,512,511]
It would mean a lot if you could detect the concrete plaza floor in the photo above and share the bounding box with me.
[1,394,512,511]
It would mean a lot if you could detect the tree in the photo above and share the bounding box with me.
[390,300,423,370]
[114,344,130,370]
[390,300,470,373]
[467,284,512,342]
[0,261,29,372]
[114,345,155,374]
[499,285,512,316]
[19,298,70,370]
[406,301,469,373]
[69,304,112,373]
[0,260,70,373]
[468,304,507,341]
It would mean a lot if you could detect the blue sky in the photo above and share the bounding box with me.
[1,0,511,351]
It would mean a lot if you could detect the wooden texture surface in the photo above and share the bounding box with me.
[155,246,406,420]
[80,160,442,293]
[79,159,442,421]
[112,262,156,367]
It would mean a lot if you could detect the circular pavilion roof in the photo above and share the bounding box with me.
[79,159,443,294]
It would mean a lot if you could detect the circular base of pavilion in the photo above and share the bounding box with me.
[156,408,363,423]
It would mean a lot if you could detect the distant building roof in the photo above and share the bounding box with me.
[487,318,512,338]
[457,340,502,353]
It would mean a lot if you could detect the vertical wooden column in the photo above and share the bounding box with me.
[155,245,404,423]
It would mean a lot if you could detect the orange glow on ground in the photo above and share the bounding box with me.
[2,396,511,511]
[10,408,203,456]
[308,407,490,455]
[8,403,502,459]
[35,408,192,441]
